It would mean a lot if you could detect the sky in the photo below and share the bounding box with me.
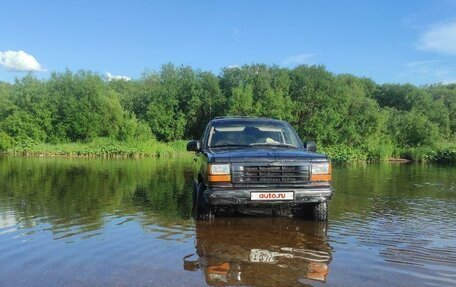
[1,0,456,85]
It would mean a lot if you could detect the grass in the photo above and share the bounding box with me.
[2,137,456,164]
[430,144,456,163]
[319,145,368,163]
[5,137,189,158]
[319,142,456,164]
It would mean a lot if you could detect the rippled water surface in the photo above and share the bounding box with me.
[0,157,455,287]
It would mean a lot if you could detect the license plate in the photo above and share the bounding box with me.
[249,249,277,263]
[251,191,294,200]
[249,249,293,263]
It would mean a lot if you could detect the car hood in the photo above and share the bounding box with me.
[208,147,327,163]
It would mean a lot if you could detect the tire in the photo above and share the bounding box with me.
[310,221,328,237]
[191,182,197,215]
[194,183,214,221]
[312,202,328,221]
[293,202,328,221]
[292,205,311,219]
[273,207,291,217]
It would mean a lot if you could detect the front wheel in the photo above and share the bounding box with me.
[194,183,214,221]
[312,201,328,221]
[293,202,328,221]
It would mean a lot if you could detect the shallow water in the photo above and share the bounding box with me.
[0,157,455,287]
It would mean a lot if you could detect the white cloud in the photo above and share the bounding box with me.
[442,78,456,84]
[419,20,456,55]
[396,60,456,84]
[405,60,446,77]
[283,53,314,65]
[105,71,131,81]
[226,65,240,69]
[0,50,44,72]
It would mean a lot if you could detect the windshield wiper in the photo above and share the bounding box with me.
[210,144,251,148]
[249,143,299,149]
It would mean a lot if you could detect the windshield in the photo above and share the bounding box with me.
[207,122,302,148]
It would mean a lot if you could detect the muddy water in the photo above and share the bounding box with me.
[0,157,455,287]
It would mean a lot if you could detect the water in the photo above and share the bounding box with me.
[0,157,455,287]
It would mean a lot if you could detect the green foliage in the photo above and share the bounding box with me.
[147,101,186,141]
[319,145,368,163]
[337,75,382,146]
[0,64,455,162]
[9,137,188,157]
[0,131,12,151]
[375,84,428,111]
[426,84,456,136]
[387,109,439,147]
[288,65,352,145]
[46,71,127,141]
[0,157,195,224]
[364,139,395,161]
[118,114,153,142]
[0,111,47,141]
[228,85,257,116]
[432,144,456,163]
[398,146,436,162]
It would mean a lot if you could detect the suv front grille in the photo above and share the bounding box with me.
[232,163,310,185]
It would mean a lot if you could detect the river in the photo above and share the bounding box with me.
[0,157,455,286]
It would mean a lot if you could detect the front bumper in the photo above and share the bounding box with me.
[206,186,333,206]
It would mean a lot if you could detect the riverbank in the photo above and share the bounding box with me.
[320,144,456,163]
[3,138,188,158]
[2,137,455,163]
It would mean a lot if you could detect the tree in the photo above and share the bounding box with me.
[388,109,439,147]
[0,64,453,154]
[228,85,257,116]
[289,65,349,145]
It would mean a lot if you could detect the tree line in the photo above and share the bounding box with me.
[0,64,455,161]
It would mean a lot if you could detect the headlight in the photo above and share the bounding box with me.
[209,164,230,175]
[311,162,330,174]
[311,162,331,182]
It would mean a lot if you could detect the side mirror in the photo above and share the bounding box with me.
[305,141,317,152]
[187,140,201,152]
[183,254,200,271]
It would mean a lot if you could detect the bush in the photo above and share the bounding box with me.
[0,131,13,151]
[400,146,436,162]
[13,137,37,150]
[388,110,439,147]
[364,140,395,161]
[319,145,368,163]
[6,137,189,158]
[432,145,456,163]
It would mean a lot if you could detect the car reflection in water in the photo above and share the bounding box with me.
[184,217,332,286]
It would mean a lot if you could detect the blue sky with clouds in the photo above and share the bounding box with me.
[1,0,456,85]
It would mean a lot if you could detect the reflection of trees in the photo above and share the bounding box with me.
[0,156,193,237]
[184,218,332,286]
[330,163,456,275]
[330,164,455,220]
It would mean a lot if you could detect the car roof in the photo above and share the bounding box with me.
[209,117,288,126]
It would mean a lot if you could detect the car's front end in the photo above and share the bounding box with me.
[205,155,332,207]
[189,117,333,220]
